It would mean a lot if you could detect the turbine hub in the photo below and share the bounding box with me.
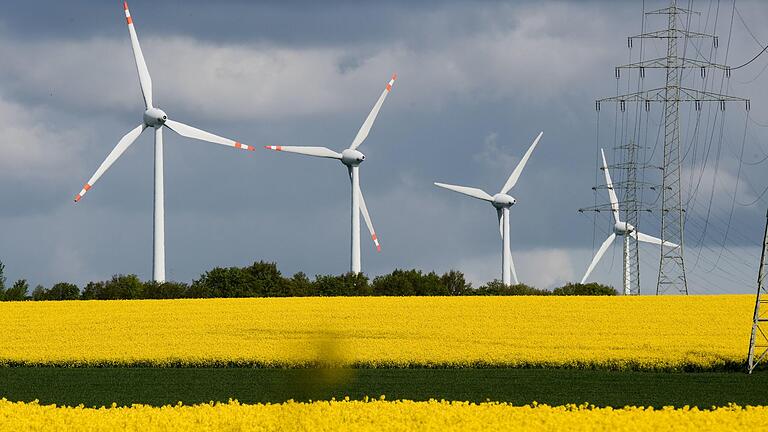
[614,221,635,235]
[341,149,366,166]
[143,108,168,128]
[492,193,515,209]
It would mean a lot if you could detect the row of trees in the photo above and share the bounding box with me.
[0,260,617,301]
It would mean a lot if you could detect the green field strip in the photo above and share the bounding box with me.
[1,368,767,408]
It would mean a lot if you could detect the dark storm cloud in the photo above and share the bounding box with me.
[2,0,513,46]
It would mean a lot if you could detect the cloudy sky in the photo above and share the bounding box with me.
[1,0,767,294]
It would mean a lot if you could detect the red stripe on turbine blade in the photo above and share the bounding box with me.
[247,145,255,151]
[276,146,282,151]
[124,1,129,10]
[74,194,82,202]
[391,73,397,81]
[83,184,91,191]
[126,16,133,24]
[386,83,392,92]
[235,142,242,149]
[376,244,382,252]
[371,234,377,241]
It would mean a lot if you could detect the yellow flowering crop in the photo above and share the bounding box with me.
[0,295,752,370]
[0,399,766,432]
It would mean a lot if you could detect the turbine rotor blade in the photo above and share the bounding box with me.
[600,148,620,223]
[74,124,146,202]
[349,73,397,150]
[434,182,494,202]
[498,209,518,284]
[581,233,616,284]
[497,208,503,237]
[500,131,543,194]
[123,2,153,108]
[358,188,381,252]
[264,146,342,159]
[631,231,679,248]
[509,250,519,285]
[348,167,380,252]
[164,119,254,151]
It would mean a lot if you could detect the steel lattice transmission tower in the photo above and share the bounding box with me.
[748,210,768,373]
[619,140,642,295]
[579,141,654,295]
[597,0,749,295]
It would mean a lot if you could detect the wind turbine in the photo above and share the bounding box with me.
[74,2,255,282]
[434,132,543,286]
[581,148,679,294]
[264,74,397,274]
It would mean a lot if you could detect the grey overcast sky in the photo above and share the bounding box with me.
[1,0,767,293]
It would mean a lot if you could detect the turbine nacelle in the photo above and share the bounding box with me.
[492,193,516,209]
[613,221,635,236]
[143,108,167,128]
[341,149,366,166]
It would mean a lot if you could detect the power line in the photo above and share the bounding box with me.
[731,5,768,70]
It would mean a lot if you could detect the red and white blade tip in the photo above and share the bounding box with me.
[264,145,283,151]
[386,73,397,92]
[124,2,133,24]
[74,184,91,202]
[372,234,381,252]
[234,142,255,151]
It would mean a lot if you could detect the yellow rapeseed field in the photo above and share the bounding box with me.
[0,295,752,369]
[0,399,766,432]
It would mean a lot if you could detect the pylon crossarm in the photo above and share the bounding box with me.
[645,5,699,15]
[598,87,749,104]
[617,57,731,70]
[629,29,711,40]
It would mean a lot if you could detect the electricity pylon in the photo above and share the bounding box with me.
[597,0,749,295]
[579,142,653,295]
[748,210,768,373]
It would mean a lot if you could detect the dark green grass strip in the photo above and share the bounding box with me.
[1,367,767,408]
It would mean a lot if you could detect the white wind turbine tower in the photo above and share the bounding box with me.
[581,148,679,294]
[434,132,543,286]
[74,2,255,282]
[264,74,397,274]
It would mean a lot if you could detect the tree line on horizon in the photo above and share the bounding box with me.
[0,260,617,301]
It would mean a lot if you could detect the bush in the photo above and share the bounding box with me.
[0,262,622,301]
[46,282,80,300]
[314,272,370,296]
[83,275,143,300]
[441,270,472,296]
[244,261,288,296]
[142,281,189,299]
[5,279,28,301]
[475,280,549,296]
[553,282,617,296]
[285,272,313,297]
[191,266,250,298]
[371,269,448,296]
[31,285,47,301]
[190,261,287,298]
[81,281,104,300]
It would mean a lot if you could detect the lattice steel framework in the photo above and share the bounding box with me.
[748,210,768,373]
[597,0,749,295]
[621,140,641,295]
[579,144,653,295]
